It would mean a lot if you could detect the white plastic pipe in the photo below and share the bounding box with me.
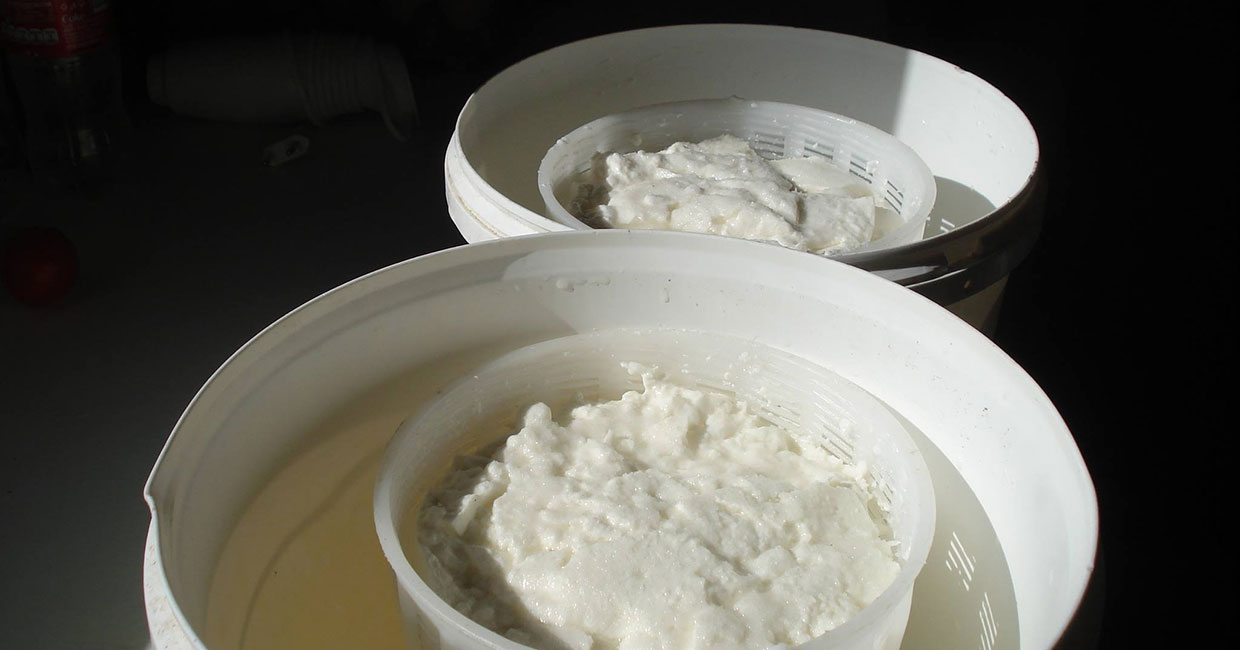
[146,33,415,140]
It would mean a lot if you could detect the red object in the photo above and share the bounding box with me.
[1,226,79,305]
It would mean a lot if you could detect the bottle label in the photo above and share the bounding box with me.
[1,0,114,57]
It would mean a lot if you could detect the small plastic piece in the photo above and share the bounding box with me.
[261,135,311,167]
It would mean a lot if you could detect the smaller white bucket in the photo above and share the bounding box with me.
[443,25,1045,333]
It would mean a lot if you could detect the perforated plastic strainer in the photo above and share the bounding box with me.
[537,98,938,255]
[374,328,936,650]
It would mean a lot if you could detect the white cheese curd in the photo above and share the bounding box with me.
[417,366,901,650]
[571,135,892,255]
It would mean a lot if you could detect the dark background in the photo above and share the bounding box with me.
[3,0,1235,647]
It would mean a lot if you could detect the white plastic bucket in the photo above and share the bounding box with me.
[443,25,1043,333]
[374,329,936,650]
[144,230,1095,650]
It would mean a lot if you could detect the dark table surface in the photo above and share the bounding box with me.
[1,2,1233,648]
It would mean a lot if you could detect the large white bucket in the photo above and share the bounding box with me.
[144,230,1095,650]
[443,25,1044,334]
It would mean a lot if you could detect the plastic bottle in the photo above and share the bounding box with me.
[1,0,128,191]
